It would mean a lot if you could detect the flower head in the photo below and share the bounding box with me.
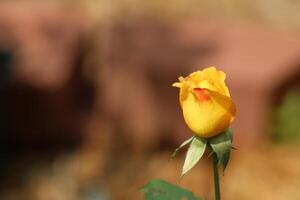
[173,67,236,138]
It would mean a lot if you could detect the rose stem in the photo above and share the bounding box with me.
[211,147,221,200]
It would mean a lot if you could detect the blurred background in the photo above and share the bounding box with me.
[0,0,300,199]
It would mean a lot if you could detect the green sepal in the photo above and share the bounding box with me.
[171,136,194,159]
[182,137,207,176]
[141,179,203,200]
[209,128,233,172]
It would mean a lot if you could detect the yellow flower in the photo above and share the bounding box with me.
[173,67,236,138]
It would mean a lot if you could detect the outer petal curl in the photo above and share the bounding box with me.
[181,87,236,138]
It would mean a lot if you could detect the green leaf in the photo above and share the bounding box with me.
[182,137,206,176]
[141,179,203,200]
[171,136,194,159]
[209,129,233,171]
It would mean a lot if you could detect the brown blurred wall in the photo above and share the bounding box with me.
[1,1,300,152]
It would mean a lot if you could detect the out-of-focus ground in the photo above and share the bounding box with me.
[0,0,300,200]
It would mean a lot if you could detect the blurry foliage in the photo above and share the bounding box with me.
[272,89,300,143]
[142,179,202,200]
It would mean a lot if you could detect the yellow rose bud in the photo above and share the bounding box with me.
[173,67,236,138]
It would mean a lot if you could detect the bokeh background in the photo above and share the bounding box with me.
[1,0,300,199]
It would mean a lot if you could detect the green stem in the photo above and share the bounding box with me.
[212,151,221,200]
